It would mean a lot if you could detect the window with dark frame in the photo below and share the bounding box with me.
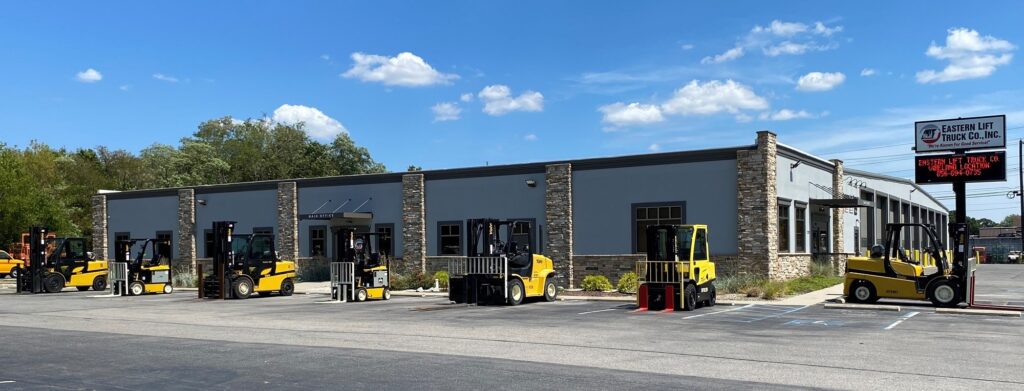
[795,204,807,253]
[114,232,130,247]
[778,203,790,252]
[634,204,683,253]
[375,224,394,258]
[309,226,326,257]
[439,223,461,255]
[155,231,173,260]
[203,230,214,258]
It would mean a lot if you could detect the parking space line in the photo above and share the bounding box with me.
[577,308,618,315]
[733,305,810,323]
[884,311,920,330]
[682,304,754,319]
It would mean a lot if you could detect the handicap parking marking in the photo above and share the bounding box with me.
[783,319,846,327]
[709,304,810,323]
[883,311,920,330]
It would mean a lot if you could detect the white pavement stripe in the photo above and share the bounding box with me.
[0,380,15,384]
[884,311,921,330]
[682,304,754,319]
[577,308,618,315]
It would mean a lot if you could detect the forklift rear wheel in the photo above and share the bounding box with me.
[507,279,525,306]
[232,277,253,299]
[928,279,960,307]
[383,287,391,300]
[543,278,557,302]
[356,288,368,302]
[44,274,64,293]
[683,284,697,311]
[92,275,107,291]
[707,284,717,307]
[129,281,145,296]
[848,280,878,303]
[280,279,294,296]
[163,284,173,294]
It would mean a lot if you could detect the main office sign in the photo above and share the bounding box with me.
[915,150,1006,184]
[915,115,1005,153]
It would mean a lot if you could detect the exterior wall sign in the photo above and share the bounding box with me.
[915,150,1006,184]
[914,115,1005,153]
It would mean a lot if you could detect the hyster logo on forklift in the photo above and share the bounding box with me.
[447,219,558,306]
[16,226,109,294]
[199,221,297,300]
[636,224,717,311]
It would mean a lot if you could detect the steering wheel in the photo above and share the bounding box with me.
[898,247,918,264]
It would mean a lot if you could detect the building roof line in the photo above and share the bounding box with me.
[844,168,950,212]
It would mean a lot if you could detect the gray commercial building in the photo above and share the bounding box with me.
[90,131,948,287]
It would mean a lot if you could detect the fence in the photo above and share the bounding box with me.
[329,262,355,302]
[108,261,129,296]
[636,261,687,284]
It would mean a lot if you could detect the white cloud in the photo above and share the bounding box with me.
[661,79,768,115]
[271,104,347,140]
[812,22,843,36]
[758,109,816,121]
[460,93,474,102]
[342,52,458,87]
[735,113,753,123]
[119,85,131,91]
[648,143,661,152]
[75,68,102,83]
[524,134,538,142]
[431,102,461,122]
[701,46,744,64]
[916,27,1015,84]
[752,20,809,36]
[478,85,544,115]
[152,73,179,83]
[681,44,695,50]
[599,102,665,127]
[796,71,846,91]
[860,68,877,76]
[320,54,330,61]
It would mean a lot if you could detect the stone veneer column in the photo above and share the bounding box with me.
[177,189,196,270]
[277,182,299,261]
[402,174,426,272]
[736,131,778,279]
[91,195,108,260]
[545,163,574,288]
[830,160,845,253]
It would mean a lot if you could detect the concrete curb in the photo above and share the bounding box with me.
[936,308,1022,317]
[823,303,901,311]
[558,295,634,302]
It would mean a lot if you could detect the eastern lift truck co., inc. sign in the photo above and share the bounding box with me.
[915,115,1006,153]
[915,150,1006,184]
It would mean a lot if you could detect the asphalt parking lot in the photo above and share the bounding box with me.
[1,265,1022,390]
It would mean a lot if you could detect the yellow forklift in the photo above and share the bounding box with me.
[637,224,717,311]
[200,221,297,299]
[17,226,109,293]
[330,227,391,302]
[112,238,173,295]
[844,223,964,307]
[448,218,557,306]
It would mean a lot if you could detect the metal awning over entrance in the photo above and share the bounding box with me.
[299,212,374,229]
[809,198,874,208]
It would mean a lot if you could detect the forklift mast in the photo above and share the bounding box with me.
[17,226,48,294]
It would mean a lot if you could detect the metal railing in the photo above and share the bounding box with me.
[446,256,508,300]
[636,261,688,284]
[109,261,129,296]
[330,262,355,302]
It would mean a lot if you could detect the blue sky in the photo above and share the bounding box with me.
[1,1,1023,218]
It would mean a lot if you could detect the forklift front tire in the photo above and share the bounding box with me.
[92,275,107,291]
[231,277,253,299]
[928,279,960,307]
[683,283,697,311]
[44,274,64,293]
[128,281,145,296]
[280,279,294,296]
[507,279,525,306]
[163,284,173,294]
[848,280,878,304]
[543,278,557,302]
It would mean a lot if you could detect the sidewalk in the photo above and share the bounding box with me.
[776,283,844,305]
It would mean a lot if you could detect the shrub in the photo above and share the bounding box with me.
[761,281,787,300]
[743,286,763,298]
[580,275,613,291]
[391,271,434,290]
[172,264,198,288]
[616,272,639,294]
[809,261,836,277]
[433,271,450,290]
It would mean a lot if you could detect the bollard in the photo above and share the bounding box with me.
[637,284,649,311]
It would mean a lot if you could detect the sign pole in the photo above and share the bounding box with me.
[954,179,967,274]
[1019,139,1023,253]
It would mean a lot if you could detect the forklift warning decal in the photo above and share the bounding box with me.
[914,115,1005,153]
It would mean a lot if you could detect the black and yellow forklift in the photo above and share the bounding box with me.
[637,224,717,311]
[200,221,297,299]
[448,218,557,306]
[17,226,109,294]
[330,227,391,302]
[112,238,173,295]
[844,223,964,307]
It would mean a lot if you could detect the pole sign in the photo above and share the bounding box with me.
[915,115,1006,153]
[915,150,1006,184]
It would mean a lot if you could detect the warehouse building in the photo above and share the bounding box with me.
[90,131,948,287]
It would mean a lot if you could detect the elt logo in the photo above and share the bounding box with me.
[920,125,940,145]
